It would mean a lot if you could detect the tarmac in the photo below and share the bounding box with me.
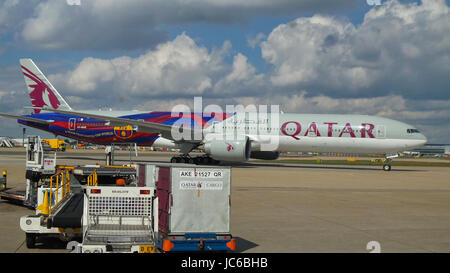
[1,148,450,253]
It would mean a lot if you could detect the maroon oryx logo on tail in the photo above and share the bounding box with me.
[21,65,60,114]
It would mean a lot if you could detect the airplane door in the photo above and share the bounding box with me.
[377,125,386,138]
[212,121,220,133]
[69,118,76,130]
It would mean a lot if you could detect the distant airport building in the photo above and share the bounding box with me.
[407,144,450,156]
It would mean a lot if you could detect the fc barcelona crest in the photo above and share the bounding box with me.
[114,125,134,139]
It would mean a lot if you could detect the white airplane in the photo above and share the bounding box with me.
[0,59,427,171]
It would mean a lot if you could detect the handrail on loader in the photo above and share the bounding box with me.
[87,170,98,186]
[48,169,71,215]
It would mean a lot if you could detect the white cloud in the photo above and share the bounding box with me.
[212,53,265,95]
[49,34,266,103]
[49,34,234,101]
[247,33,266,48]
[262,15,360,88]
[260,0,450,99]
[0,0,19,34]
[18,0,357,50]
[21,0,167,50]
[0,0,39,35]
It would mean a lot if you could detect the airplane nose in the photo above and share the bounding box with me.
[419,134,427,146]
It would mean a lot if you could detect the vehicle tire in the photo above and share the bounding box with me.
[383,164,391,171]
[170,157,179,163]
[188,158,195,164]
[26,233,36,249]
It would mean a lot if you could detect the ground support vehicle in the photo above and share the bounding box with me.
[80,186,157,253]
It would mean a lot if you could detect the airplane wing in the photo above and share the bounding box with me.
[0,113,54,124]
[39,108,203,142]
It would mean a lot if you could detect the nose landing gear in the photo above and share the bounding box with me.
[382,155,396,171]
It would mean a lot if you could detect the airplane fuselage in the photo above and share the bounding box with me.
[18,111,427,154]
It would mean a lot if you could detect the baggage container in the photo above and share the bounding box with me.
[138,163,235,252]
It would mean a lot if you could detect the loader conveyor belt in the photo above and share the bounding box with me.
[0,190,25,201]
[85,223,154,244]
[73,166,136,176]
[51,192,84,228]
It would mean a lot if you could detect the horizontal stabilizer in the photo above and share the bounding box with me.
[0,113,53,124]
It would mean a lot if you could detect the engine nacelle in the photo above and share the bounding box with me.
[250,151,280,160]
[204,137,251,162]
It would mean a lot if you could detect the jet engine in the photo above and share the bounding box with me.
[204,137,251,162]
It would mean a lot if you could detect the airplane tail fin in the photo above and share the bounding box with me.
[19,58,72,114]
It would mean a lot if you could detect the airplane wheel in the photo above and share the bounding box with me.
[383,164,391,171]
[212,159,220,165]
[192,157,199,165]
[182,157,191,164]
[203,157,209,165]
[187,158,195,164]
[196,156,208,165]
[195,157,205,165]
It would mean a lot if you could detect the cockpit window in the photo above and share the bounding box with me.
[407,129,420,134]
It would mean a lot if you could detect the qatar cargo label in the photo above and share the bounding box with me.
[179,170,224,179]
[179,181,223,191]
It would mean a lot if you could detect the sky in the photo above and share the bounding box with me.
[0,0,449,143]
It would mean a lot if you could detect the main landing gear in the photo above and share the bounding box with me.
[170,155,221,165]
